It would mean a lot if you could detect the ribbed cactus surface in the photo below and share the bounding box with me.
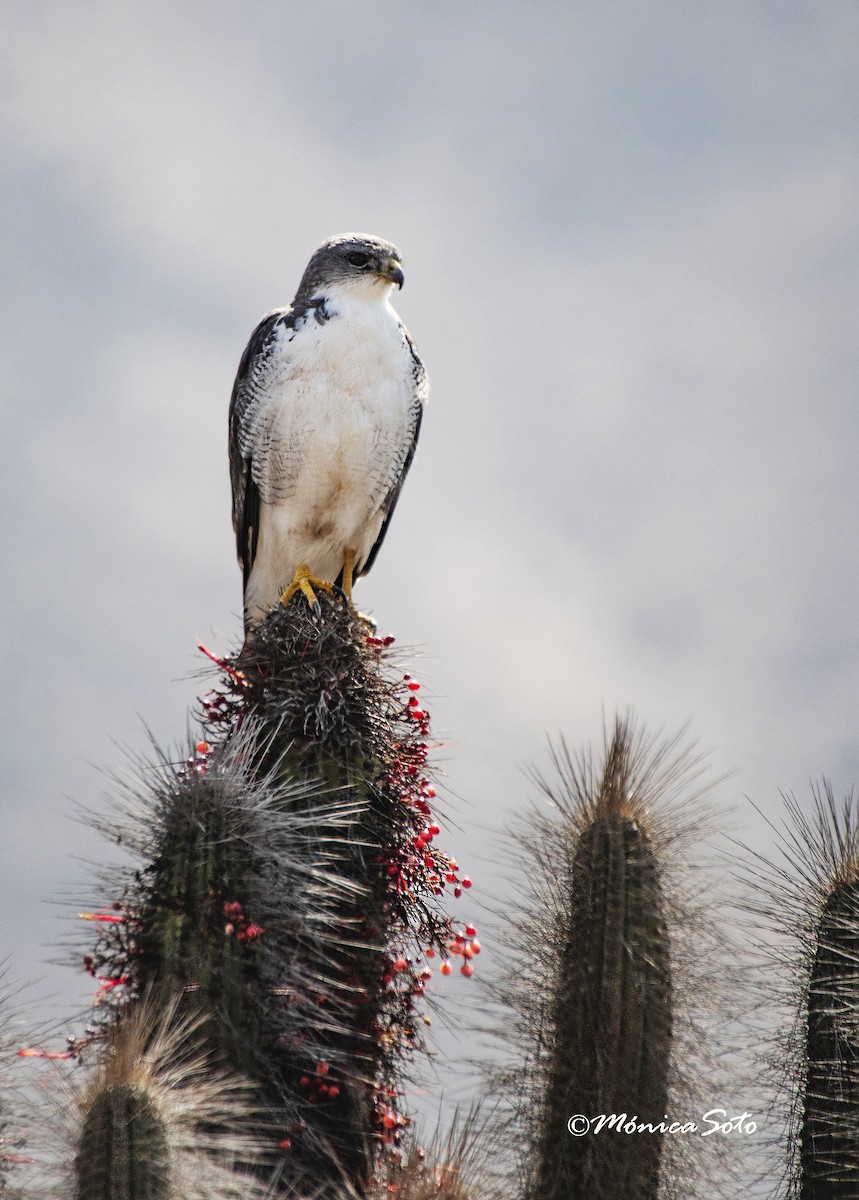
[534,803,672,1199]
[131,761,266,1075]
[75,1083,170,1200]
[487,719,709,1200]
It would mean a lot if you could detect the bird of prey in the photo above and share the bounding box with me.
[228,233,427,631]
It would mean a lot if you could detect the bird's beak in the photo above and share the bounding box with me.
[387,258,405,289]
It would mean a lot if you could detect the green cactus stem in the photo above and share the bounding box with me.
[799,874,859,1198]
[740,783,859,1199]
[76,1082,171,1200]
[489,718,719,1200]
[69,998,265,1200]
[533,731,672,1200]
[129,759,265,1072]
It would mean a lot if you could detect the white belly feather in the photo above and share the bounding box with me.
[243,294,413,624]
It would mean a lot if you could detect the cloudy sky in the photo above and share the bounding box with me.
[2,0,858,1135]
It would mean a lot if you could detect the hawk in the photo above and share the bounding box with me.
[228,233,428,631]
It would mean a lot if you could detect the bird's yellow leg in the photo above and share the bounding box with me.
[279,563,333,610]
[341,549,356,601]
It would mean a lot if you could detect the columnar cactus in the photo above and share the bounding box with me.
[76,1083,170,1200]
[531,727,672,1200]
[801,874,859,1198]
[536,808,672,1197]
[489,717,724,1200]
[83,594,465,1196]
[753,784,859,1199]
[71,999,264,1200]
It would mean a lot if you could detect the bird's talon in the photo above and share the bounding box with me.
[298,577,319,607]
[279,564,334,613]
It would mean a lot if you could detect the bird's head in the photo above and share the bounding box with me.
[295,233,405,302]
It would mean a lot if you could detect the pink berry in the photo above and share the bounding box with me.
[460,963,474,978]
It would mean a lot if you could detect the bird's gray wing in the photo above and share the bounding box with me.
[228,307,290,587]
[359,325,428,578]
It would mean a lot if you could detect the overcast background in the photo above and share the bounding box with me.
[2,0,858,1166]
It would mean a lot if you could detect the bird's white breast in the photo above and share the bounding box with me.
[261,293,411,505]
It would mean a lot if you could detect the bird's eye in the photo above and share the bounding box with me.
[346,252,372,268]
